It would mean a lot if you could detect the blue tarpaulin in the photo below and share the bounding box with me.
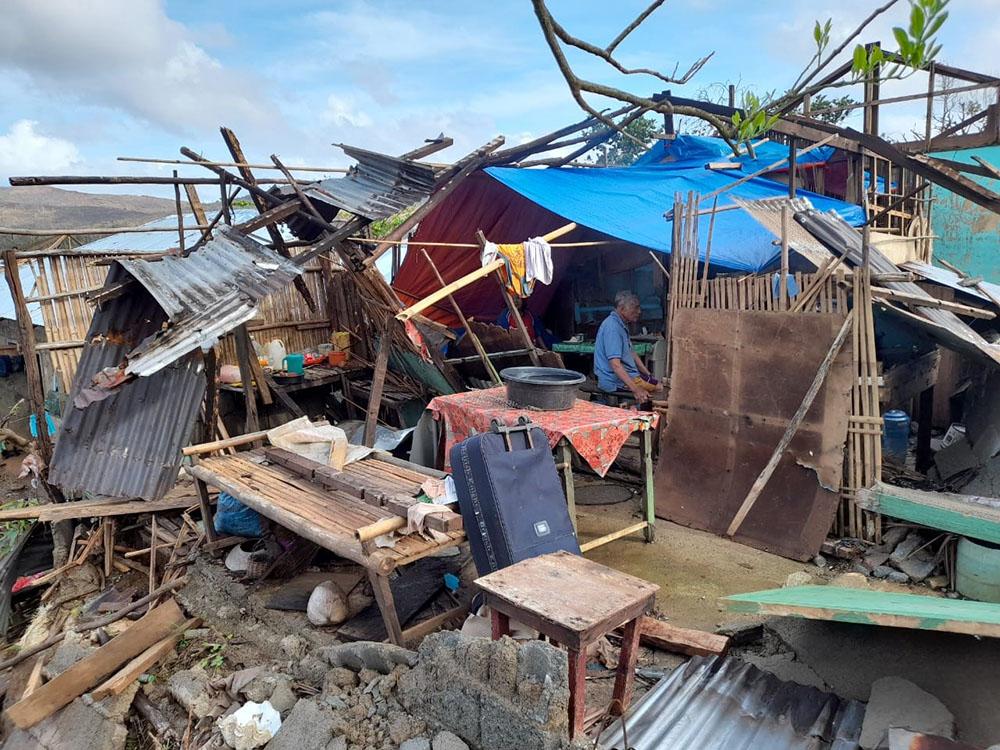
[484,135,864,273]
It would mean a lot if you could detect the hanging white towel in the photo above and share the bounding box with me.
[523,237,553,285]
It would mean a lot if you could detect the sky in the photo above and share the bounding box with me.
[1,0,998,199]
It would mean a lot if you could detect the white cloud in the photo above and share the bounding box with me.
[323,94,374,129]
[0,120,80,174]
[0,0,274,135]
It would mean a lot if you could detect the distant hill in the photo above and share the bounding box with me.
[0,186,176,251]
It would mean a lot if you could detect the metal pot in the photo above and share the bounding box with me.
[500,367,585,411]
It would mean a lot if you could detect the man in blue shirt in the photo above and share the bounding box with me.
[594,291,660,403]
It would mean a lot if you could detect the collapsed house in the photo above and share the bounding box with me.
[0,50,999,750]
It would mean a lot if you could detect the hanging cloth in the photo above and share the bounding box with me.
[482,238,552,298]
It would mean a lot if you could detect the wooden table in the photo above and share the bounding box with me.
[475,551,659,738]
[186,449,465,646]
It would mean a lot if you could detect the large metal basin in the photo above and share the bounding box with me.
[500,367,585,411]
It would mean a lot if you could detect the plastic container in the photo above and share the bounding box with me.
[499,367,585,411]
[956,537,1000,603]
[265,339,287,369]
[328,350,348,367]
[331,331,351,352]
[283,353,305,375]
[882,409,911,464]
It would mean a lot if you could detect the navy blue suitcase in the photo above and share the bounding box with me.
[450,418,580,576]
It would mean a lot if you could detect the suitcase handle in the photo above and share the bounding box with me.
[489,417,535,451]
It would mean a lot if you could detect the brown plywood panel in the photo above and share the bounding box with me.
[656,309,853,560]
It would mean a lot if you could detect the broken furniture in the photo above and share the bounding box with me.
[185,447,465,646]
[858,483,1000,545]
[725,585,1000,638]
[426,386,657,550]
[475,550,659,738]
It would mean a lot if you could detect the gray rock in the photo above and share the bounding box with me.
[281,634,309,659]
[432,730,470,750]
[43,630,96,680]
[5,683,140,750]
[863,551,891,571]
[860,676,954,749]
[400,739,431,750]
[872,566,910,584]
[325,737,348,750]
[880,526,910,550]
[894,552,937,582]
[266,698,338,750]
[889,532,924,564]
[388,712,426,744]
[321,641,417,674]
[297,654,328,686]
[812,554,827,568]
[167,667,216,718]
[268,678,298,715]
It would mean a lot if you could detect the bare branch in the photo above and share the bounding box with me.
[605,0,668,54]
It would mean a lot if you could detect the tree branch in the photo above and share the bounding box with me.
[606,0,668,54]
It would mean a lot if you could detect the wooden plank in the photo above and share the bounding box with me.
[90,617,199,700]
[5,600,184,728]
[633,616,730,657]
[395,259,505,321]
[183,429,270,456]
[871,286,995,319]
[726,312,854,536]
[0,495,203,523]
[364,318,392,447]
[858,483,1000,545]
[725,585,1000,638]
[881,350,940,408]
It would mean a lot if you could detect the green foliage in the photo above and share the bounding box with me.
[232,199,255,209]
[848,0,948,78]
[370,205,417,238]
[583,115,660,166]
[198,642,227,672]
[730,91,780,143]
[0,499,37,557]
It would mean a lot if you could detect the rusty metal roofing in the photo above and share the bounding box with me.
[599,656,865,750]
[49,281,206,501]
[282,145,436,226]
[796,210,1000,366]
[116,226,302,378]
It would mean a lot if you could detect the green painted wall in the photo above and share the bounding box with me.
[930,144,1000,283]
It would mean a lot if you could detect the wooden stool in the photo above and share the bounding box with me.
[475,551,659,738]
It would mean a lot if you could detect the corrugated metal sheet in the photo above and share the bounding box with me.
[797,210,1000,365]
[285,145,436,226]
[901,261,1000,307]
[71,209,292,254]
[599,656,865,750]
[49,279,206,500]
[733,197,836,269]
[117,226,302,377]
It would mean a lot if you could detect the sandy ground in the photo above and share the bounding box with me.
[574,489,1000,747]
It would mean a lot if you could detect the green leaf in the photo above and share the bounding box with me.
[852,45,868,72]
[910,5,925,37]
[926,11,947,37]
[731,112,742,127]
[893,26,910,52]
[814,20,822,44]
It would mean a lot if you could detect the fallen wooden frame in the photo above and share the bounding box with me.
[396,259,505,322]
[0,495,207,523]
[615,616,730,658]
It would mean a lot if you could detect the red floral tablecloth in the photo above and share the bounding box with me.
[426,387,658,477]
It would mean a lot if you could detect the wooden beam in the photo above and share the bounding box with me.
[5,600,185,729]
[90,617,199,700]
[619,616,730,658]
[395,259,504,321]
[726,312,853,537]
[871,286,995,319]
[182,429,270,456]
[2,250,51,463]
[364,318,392,448]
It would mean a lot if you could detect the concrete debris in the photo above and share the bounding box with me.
[324,666,360,690]
[399,632,575,750]
[871,566,910,584]
[218,700,282,750]
[860,676,955,749]
[433,730,471,750]
[389,712,428,744]
[400,739,432,750]
[321,641,418,674]
[167,666,219,719]
[889,532,925,565]
[268,678,299,715]
[265,698,340,750]
[784,571,814,588]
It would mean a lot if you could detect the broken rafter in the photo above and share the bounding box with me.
[118,155,349,173]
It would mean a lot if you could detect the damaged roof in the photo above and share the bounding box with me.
[117,226,302,378]
[599,655,865,750]
[49,286,206,501]
[796,210,1000,365]
[280,145,437,232]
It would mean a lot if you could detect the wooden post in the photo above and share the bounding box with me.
[172,171,185,256]
[367,568,404,646]
[202,348,218,444]
[641,428,655,542]
[3,250,52,463]
[233,325,260,435]
[925,63,936,148]
[916,386,934,473]
[787,138,798,199]
[779,204,790,310]
[364,318,392,448]
[560,440,576,532]
[148,515,157,610]
[726,312,854,537]
[420,249,500,385]
[195,478,217,544]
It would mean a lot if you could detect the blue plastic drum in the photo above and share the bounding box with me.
[882,409,911,464]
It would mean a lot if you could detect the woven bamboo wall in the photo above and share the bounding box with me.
[676,271,850,313]
[27,252,336,392]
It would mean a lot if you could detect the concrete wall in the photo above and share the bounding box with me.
[930,144,1000,283]
[398,632,577,750]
